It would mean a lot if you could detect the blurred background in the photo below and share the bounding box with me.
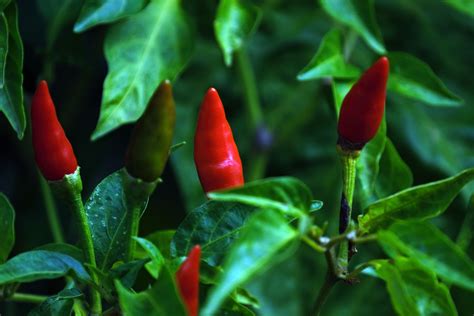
[1,0,473,315]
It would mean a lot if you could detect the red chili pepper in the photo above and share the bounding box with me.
[176,245,201,316]
[337,57,389,149]
[194,88,244,193]
[31,80,78,181]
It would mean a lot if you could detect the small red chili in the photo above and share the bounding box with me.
[31,80,78,181]
[337,57,389,149]
[194,88,244,193]
[176,245,201,316]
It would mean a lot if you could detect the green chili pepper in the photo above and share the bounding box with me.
[125,80,176,182]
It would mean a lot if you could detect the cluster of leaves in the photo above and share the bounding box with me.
[1,170,473,315]
[1,0,474,315]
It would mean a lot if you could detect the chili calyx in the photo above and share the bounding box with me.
[194,88,244,193]
[337,56,389,150]
[176,245,201,316]
[31,80,78,181]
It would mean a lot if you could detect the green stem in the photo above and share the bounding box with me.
[39,172,65,243]
[336,146,359,271]
[70,190,102,315]
[312,271,337,316]
[302,235,326,253]
[235,49,268,181]
[50,170,102,315]
[235,49,263,127]
[8,293,47,304]
[127,205,141,262]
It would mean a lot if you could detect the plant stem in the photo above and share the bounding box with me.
[235,49,263,127]
[346,262,374,280]
[8,293,47,304]
[127,205,141,262]
[312,272,337,316]
[38,172,65,243]
[235,49,268,181]
[69,190,102,315]
[50,170,102,315]
[336,146,359,271]
[302,235,326,253]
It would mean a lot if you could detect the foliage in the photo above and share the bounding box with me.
[1,0,473,315]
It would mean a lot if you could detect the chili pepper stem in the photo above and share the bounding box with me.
[235,49,268,181]
[123,171,159,262]
[312,249,339,316]
[336,145,359,271]
[38,172,64,243]
[312,272,337,316]
[49,168,102,315]
[127,206,141,262]
[7,293,48,304]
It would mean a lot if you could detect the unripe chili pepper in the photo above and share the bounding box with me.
[125,80,176,182]
[176,245,201,316]
[31,80,78,181]
[194,88,244,193]
[337,57,389,149]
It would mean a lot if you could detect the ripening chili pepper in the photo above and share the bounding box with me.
[31,80,78,181]
[176,245,201,316]
[194,88,244,193]
[337,56,389,149]
[125,80,176,182]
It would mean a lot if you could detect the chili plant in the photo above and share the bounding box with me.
[1,1,474,316]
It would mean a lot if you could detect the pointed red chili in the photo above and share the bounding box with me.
[337,57,389,148]
[194,88,244,193]
[176,245,201,316]
[31,80,78,181]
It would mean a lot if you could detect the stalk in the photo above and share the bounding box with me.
[336,146,359,271]
[50,169,102,315]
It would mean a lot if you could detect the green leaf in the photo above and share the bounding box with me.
[355,119,387,208]
[375,138,413,198]
[35,243,84,262]
[92,0,194,139]
[28,288,83,316]
[378,221,474,292]
[202,210,299,315]
[86,259,148,299]
[0,2,25,139]
[0,192,15,263]
[110,259,148,289]
[214,0,261,66]
[371,258,457,316]
[297,28,360,80]
[208,177,313,216]
[320,0,385,54]
[135,230,175,260]
[388,52,463,106]
[116,266,187,316]
[171,201,257,266]
[0,13,7,86]
[74,0,147,32]
[331,79,355,116]
[135,237,165,279]
[358,167,474,232]
[443,0,474,17]
[0,250,90,285]
[85,169,157,270]
[245,243,321,316]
